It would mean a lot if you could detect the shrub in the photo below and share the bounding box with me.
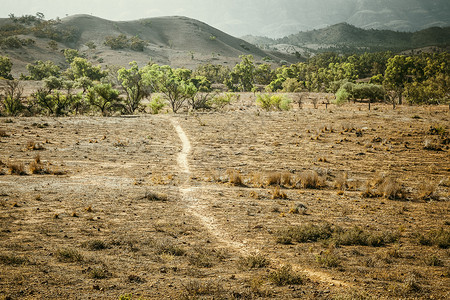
[154,239,185,256]
[256,94,291,111]
[8,162,27,175]
[418,228,450,249]
[56,248,83,262]
[316,249,341,268]
[0,254,28,265]
[148,95,166,114]
[276,224,334,244]
[82,240,108,251]
[227,169,243,186]
[268,265,303,286]
[297,170,324,189]
[238,253,270,269]
[182,280,224,297]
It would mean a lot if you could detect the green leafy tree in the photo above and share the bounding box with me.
[63,49,82,64]
[66,57,106,81]
[104,34,129,49]
[25,60,60,80]
[384,55,412,105]
[87,83,122,115]
[224,55,255,92]
[0,56,13,79]
[117,62,150,114]
[144,64,196,113]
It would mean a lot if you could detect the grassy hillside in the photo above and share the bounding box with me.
[0,14,296,77]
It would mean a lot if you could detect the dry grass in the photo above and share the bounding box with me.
[297,170,325,189]
[7,162,27,175]
[0,104,449,299]
[270,185,287,199]
[227,169,244,186]
[268,265,303,286]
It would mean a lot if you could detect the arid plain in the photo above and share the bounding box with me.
[1,96,449,299]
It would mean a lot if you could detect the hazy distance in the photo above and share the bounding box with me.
[2,0,449,37]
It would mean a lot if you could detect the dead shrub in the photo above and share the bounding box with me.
[266,172,281,186]
[270,186,287,199]
[297,170,324,189]
[8,162,27,175]
[334,172,348,191]
[416,181,439,201]
[362,174,406,200]
[281,172,293,186]
[227,169,244,186]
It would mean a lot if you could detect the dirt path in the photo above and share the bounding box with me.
[170,118,251,254]
[170,117,351,288]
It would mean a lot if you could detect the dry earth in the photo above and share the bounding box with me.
[0,96,449,299]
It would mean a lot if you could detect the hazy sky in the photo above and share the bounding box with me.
[1,0,449,37]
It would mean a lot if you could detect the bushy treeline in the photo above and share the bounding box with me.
[0,48,448,116]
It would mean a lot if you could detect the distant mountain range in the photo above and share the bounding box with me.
[224,0,450,37]
[243,23,450,54]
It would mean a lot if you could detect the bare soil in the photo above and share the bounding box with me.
[0,96,449,299]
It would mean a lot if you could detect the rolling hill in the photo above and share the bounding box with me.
[243,23,450,55]
[0,14,296,77]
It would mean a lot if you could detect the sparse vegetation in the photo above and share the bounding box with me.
[56,248,83,262]
[268,265,303,286]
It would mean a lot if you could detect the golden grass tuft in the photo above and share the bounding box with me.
[270,186,287,200]
[227,169,244,186]
[297,170,325,189]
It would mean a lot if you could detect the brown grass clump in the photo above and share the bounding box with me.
[280,172,293,186]
[416,181,439,201]
[56,248,83,262]
[270,186,287,199]
[227,169,244,186]
[266,172,281,186]
[29,155,51,174]
[334,172,348,191]
[0,130,9,137]
[362,174,407,200]
[8,162,27,175]
[297,170,324,189]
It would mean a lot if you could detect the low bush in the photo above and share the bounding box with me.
[268,265,303,286]
[238,253,270,269]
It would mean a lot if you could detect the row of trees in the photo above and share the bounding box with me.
[0,50,448,116]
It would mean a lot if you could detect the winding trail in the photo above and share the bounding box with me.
[170,117,351,288]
